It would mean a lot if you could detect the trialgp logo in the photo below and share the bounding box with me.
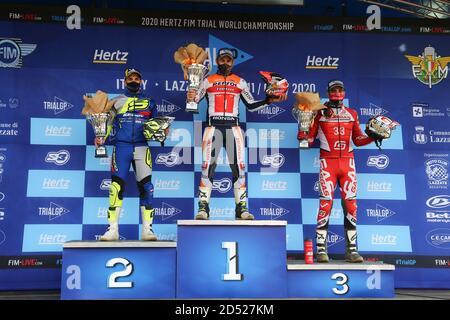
[0,38,36,68]
[404,46,449,88]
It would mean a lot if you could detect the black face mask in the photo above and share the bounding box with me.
[327,100,342,108]
[217,63,232,76]
[126,81,140,92]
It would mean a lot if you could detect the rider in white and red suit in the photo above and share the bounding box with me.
[298,80,374,263]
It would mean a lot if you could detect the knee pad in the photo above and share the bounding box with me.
[343,199,357,230]
[317,200,333,229]
[137,175,154,207]
[109,176,125,208]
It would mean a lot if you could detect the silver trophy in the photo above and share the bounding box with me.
[293,108,315,149]
[86,113,111,158]
[186,63,208,113]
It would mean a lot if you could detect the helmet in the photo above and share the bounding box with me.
[124,68,142,79]
[216,48,237,61]
[366,115,400,140]
[327,79,345,101]
[260,71,289,98]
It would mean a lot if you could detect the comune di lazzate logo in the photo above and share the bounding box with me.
[0,38,36,68]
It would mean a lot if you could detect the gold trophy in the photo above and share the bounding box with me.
[292,92,326,149]
[174,43,209,113]
[82,90,115,158]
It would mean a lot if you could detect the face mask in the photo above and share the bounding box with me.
[217,63,232,75]
[126,81,140,92]
[328,91,345,102]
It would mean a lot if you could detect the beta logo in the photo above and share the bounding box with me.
[367,154,390,170]
[212,178,232,193]
[261,153,285,169]
[0,38,36,68]
[156,152,180,167]
[45,150,70,166]
[427,195,450,209]
[426,229,450,249]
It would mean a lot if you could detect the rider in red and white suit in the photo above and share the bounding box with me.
[298,80,374,263]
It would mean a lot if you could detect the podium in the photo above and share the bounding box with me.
[60,241,176,299]
[176,220,288,298]
[287,260,395,298]
[60,221,395,299]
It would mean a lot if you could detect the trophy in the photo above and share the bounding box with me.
[82,90,115,158]
[174,43,209,113]
[292,92,326,149]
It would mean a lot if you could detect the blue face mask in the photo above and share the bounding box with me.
[126,81,140,92]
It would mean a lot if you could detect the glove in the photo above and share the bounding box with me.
[143,120,162,141]
[297,131,308,141]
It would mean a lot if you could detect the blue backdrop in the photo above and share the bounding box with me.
[0,9,449,289]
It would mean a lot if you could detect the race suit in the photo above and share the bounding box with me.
[194,72,270,205]
[304,103,374,251]
[105,90,158,226]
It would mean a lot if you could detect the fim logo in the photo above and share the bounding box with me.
[367,154,390,170]
[38,202,70,221]
[157,99,181,115]
[260,202,290,220]
[43,97,74,115]
[0,38,36,68]
[425,158,448,189]
[426,228,450,249]
[366,204,396,222]
[413,126,427,144]
[156,152,181,167]
[261,153,285,169]
[212,178,232,193]
[404,46,450,88]
[45,150,70,166]
[257,104,286,119]
[154,202,182,221]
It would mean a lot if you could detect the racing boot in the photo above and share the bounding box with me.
[316,229,329,263]
[345,229,364,263]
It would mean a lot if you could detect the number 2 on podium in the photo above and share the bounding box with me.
[222,241,243,281]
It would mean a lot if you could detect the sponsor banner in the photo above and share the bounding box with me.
[358,225,412,252]
[153,171,194,198]
[26,198,83,224]
[30,118,86,146]
[248,148,299,173]
[0,255,61,269]
[22,224,82,252]
[248,172,301,199]
[82,197,139,225]
[425,228,450,250]
[357,173,407,200]
[246,122,298,149]
[250,198,301,224]
[301,199,344,225]
[152,198,194,223]
[26,170,85,198]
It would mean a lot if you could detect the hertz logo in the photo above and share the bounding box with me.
[305,55,339,69]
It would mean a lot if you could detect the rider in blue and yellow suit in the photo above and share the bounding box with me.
[97,68,159,241]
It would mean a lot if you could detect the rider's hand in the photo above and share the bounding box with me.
[267,94,287,104]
